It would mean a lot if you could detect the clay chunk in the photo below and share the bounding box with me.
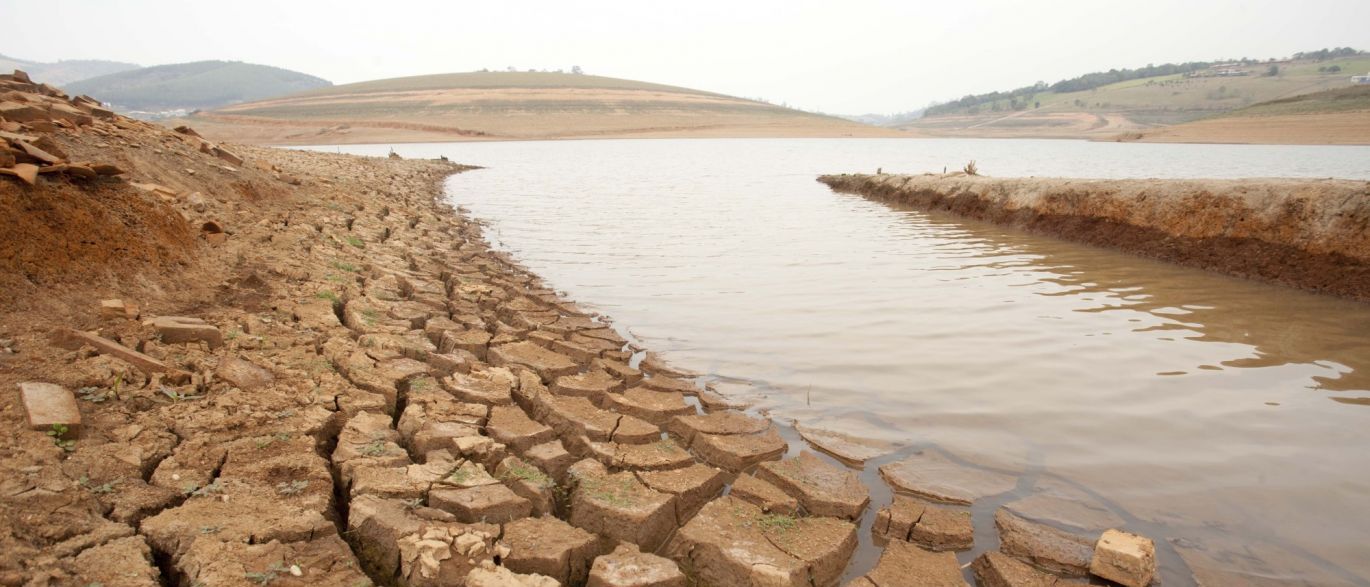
[1089,529,1156,587]
[756,451,870,520]
[972,551,1061,587]
[589,544,687,587]
[19,382,81,434]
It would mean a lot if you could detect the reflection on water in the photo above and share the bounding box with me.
[308,139,1370,585]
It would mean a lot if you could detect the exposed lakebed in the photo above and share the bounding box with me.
[311,138,1370,585]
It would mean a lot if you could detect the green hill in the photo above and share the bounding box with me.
[897,48,1369,138]
[66,60,331,112]
[0,53,140,86]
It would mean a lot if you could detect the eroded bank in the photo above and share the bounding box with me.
[818,173,1370,301]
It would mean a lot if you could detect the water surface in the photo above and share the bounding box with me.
[312,138,1370,585]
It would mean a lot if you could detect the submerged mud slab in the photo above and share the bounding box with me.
[818,173,1370,301]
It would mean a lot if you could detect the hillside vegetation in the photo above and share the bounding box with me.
[184,71,895,144]
[1122,85,1370,145]
[898,48,1369,140]
[66,60,331,113]
[0,53,139,86]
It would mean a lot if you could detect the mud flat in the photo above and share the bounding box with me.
[819,173,1370,301]
[1,69,1157,587]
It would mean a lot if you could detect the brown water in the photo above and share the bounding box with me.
[315,139,1370,585]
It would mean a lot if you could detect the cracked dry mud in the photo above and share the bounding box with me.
[0,69,1158,587]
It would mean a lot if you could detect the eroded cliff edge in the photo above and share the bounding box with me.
[818,173,1370,301]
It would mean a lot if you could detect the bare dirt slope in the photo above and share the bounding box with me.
[820,173,1370,300]
[179,71,898,145]
[1120,85,1370,145]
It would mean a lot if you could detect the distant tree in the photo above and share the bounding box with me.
[1034,101,1040,109]
[571,65,584,75]
[506,66,516,72]
[1265,64,1280,77]
[1328,65,1343,73]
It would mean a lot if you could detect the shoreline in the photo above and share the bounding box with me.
[819,173,1370,302]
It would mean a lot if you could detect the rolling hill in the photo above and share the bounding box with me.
[0,53,139,86]
[66,60,331,113]
[181,71,897,144]
[896,49,1370,140]
[1121,85,1370,145]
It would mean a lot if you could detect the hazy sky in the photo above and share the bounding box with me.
[3,0,1366,113]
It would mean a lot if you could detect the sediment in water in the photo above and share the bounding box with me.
[818,173,1370,301]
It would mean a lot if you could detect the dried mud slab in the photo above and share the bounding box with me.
[879,450,1017,505]
[666,496,856,587]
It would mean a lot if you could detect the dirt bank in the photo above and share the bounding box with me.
[1115,111,1370,145]
[819,173,1370,301]
[2,69,1155,587]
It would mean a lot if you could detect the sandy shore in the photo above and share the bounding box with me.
[1,72,1158,587]
[819,173,1370,301]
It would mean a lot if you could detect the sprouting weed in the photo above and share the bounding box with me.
[78,387,108,403]
[316,290,339,303]
[79,475,120,494]
[401,497,424,510]
[332,261,358,273]
[447,468,473,484]
[757,513,798,533]
[360,439,389,457]
[346,236,365,248]
[226,329,241,340]
[47,424,76,452]
[276,480,309,495]
[499,463,553,488]
[161,387,200,402]
[199,525,221,534]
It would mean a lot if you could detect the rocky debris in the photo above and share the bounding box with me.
[151,315,224,349]
[569,462,678,551]
[667,411,786,472]
[54,328,193,384]
[0,71,135,184]
[18,381,81,434]
[215,356,275,390]
[467,562,561,587]
[995,509,1095,577]
[756,451,869,520]
[589,544,687,587]
[666,496,856,587]
[728,473,799,515]
[879,450,1017,505]
[99,298,140,320]
[972,551,1062,587]
[1090,529,1156,587]
[502,516,601,586]
[849,541,969,587]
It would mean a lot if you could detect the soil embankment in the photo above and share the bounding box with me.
[2,69,1156,587]
[819,173,1370,301]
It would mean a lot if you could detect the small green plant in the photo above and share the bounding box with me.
[963,160,979,176]
[226,329,241,341]
[757,513,798,533]
[360,438,389,457]
[401,497,424,510]
[346,236,365,248]
[499,463,553,488]
[447,467,473,484]
[332,261,358,273]
[360,309,379,325]
[316,290,339,303]
[200,525,221,534]
[276,480,309,495]
[79,475,121,494]
[325,273,346,284]
[47,424,76,452]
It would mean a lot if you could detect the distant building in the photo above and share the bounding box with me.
[1353,74,1370,85]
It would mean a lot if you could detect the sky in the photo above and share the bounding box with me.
[2,0,1367,114]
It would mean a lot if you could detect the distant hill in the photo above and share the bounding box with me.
[1121,85,1370,145]
[0,53,139,86]
[182,71,897,144]
[896,47,1369,140]
[66,60,331,113]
